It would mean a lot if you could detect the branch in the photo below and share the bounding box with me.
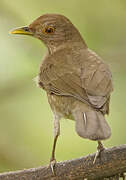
[0,144,126,180]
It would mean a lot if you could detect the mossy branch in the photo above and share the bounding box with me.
[0,145,126,180]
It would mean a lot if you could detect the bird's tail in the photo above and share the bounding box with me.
[73,109,111,141]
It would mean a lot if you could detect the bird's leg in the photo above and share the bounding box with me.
[50,134,58,174]
[50,114,60,175]
[93,141,105,164]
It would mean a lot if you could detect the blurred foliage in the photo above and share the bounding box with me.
[0,0,126,173]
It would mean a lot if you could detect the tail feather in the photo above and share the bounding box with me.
[73,110,111,141]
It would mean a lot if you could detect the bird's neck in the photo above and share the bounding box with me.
[47,39,87,55]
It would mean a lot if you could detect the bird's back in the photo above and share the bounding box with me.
[38,45,113,112]
[38,46,113,140]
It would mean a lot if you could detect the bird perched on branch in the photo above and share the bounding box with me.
[10,14,113,174]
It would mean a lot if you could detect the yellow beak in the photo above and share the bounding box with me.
[10,27,33,36]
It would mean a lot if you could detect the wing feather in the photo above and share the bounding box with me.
[39,48,113,112]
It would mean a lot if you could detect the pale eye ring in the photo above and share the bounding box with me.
[42,26,55,34]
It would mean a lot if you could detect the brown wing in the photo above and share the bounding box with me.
[81,49,113,110]
[39,58,90,105]
[39,48,113,112]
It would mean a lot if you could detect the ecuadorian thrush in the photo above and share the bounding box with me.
[10,14,113,173]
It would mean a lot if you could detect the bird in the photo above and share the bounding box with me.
[10,14,113,174]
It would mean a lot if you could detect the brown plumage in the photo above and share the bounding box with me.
[10,14,113,173]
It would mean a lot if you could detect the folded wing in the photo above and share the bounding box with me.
[39,48,113,113]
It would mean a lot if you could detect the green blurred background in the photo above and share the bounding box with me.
[0,0,126,173]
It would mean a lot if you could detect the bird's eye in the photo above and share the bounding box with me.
[42,26,55,34]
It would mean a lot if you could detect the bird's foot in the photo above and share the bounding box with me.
[93,141,105,164]
[50,158,57,176]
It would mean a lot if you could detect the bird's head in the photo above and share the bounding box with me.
[10,14,86,52]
